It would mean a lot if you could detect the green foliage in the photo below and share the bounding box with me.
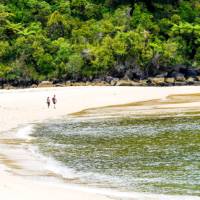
[0,41,10,58]
[131,4,154,30]
[0,0,200,80]
[66,54,84,79]
[0,64,12,78]
[91,35,115,75]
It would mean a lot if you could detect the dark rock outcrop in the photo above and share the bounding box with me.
[105,76,114,84]
[180,68,198,77]
[155,72,168,78]
[169,72,186,82]
[1,79,38,88]
[174,82,187,86]
[112,58,145,80]
[0,78,6,89]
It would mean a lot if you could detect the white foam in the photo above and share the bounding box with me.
[16,125,34,140]
[27,145,77,179]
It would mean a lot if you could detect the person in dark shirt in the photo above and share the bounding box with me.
[46,97,50,108]
[52,94,57,109]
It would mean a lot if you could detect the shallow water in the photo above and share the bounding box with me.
[31,114,200,196]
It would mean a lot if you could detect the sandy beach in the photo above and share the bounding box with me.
[1,86,200,200]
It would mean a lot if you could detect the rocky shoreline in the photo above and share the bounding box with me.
[1,67,200,89]
[2,76,200,89]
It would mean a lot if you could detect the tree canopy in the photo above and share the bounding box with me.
[0,0,200,81]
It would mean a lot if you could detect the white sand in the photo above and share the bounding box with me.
[1,86,200,200]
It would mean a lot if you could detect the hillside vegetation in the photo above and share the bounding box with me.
[1,0,200,83]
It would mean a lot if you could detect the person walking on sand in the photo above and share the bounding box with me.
[47,97,50,108]
[52,94,57,109]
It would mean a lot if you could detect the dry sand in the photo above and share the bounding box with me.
[1,86,200,200]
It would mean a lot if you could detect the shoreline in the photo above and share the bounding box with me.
[1,86,200,200]
[2,72,200,89]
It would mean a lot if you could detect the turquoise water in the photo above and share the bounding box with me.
[31,113,200,196]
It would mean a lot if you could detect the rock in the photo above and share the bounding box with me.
[175,74,186,82]
[19,79,36,87]
[52,79,60,84]
[113,64,126,78]
[105,76,113,83]
[9,79,18,87]
[72,82,86,86]
[124,69,134,80]
[0,78,5,88]
[93,78,103,83]
[196,76,200,81]
[174,82,186,86]
[85,81,93,86]
[165,77,175,84]
[55,83,65,87]
[139,79,148,86]
[126,65,145,79]
[116,80,141,86]
[112,58,145,79]
[195,68,200,75]
[82,77,88,82]
[173,64,187,72]
[169,72,185,82]
[31,84,38,88]
[180,68,198,77]
[110,78,119,86]
[3,84,16,90]
[65,81,72,86]
[186,77,195,85]
[124,70,144,80]
[148,77,165,85]
[38,81,54,88]
[95,81,110,86]
[156,72,168,78]
[193,81,200,86]
[1,79,38,88]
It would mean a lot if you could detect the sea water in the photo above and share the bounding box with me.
[30,114,200,198]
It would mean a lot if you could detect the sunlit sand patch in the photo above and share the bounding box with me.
[0,139,30,145]
[70,93,200,118]
[0,153,22,170]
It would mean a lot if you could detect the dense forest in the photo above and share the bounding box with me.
[1,0,200,84]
